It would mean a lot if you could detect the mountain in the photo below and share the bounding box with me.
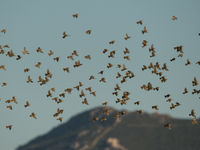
[16,107,200,150]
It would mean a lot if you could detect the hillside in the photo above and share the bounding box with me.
[17,107,200,150]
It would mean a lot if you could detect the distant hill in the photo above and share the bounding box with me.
[17,107,200,150]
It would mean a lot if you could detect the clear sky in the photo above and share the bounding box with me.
[0,0,200,150]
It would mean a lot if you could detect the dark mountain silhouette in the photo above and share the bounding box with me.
[17,107,200,150]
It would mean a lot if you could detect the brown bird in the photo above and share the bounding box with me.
[72,50,79,56]
[82,98,89,105]
[85,55,91,60]
[22,47,29,55]
[172,16,178,21]
[24,68,30,72]
[24,101,30,108]
[46,90,52,97]
[73,60,82,67]
[53,57,60,62]
[192,77,198,86]
[99,77,106,83]
[72,13,78,18]
[170,57,176,61]
[164,123,172,130]
[142,26,148,34]
[90,91,96,96]
[103,49,109,54]
[109,40,115,44]
[102,101,108,106]
[35,62,42,68]
[0,65,6,71]
[142,40,148,48]
[2,82,7,87]
[93,117,99,121]
[137,110,143,114]
[48,50,54,56]
[185,59,191,66]
[30,112,37,119]
[196,61,200,65]
[65,88,72,94]
[136,20,143,25]
[134,101,140,105]
[152,105,159,110]
[98,70,104,75]
[79,90,85,98]
[89,75,95,80]
[67,55,74,60]
[124,48,130,54]
[36,47,44,53]
[6,125,12,130]
[27,76,33,83]
[57,117,63,122]
[16,55,22,60]
[189,109,196,117]
[63,32,70,38]
[63,67,70,72]
[85,87,92,92]
[6,105,12,110]
[86,30,92,35]
[124,33,131,40]
[183,88,188,94]
[1,29,6,34]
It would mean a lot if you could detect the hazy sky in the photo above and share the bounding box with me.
[0,0,200,150]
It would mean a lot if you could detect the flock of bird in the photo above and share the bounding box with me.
[0,14,200,131]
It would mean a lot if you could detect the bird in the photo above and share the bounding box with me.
[134,101,140,105]
[30,112,37,119]
[86,30,92,35]
[93,117,99,121]
[192,77,198,86]
[65,88,72,94]
[72,13,78,18]
[1,29,6,34]
[185,59,191,66]
[16,55,22,60]
[164,123,172,130]
[170,57,176,61]
[82,98,89,105]
[6,105,12,110]
[183,88,188,94]
[27,76,33,83]
[172,16,178,21]
[189,109,196,117]
[85,55,91,60]
[152,105,159,110]
[142,40,148,48]
[89,75,95,80]
[2,82,7,87]
[109,40,115,44]
[124,33,131,40]
[142,26,148,34]
[136,20,143,25]
[63,67,70,72]
[6,125,12,130]
[35,62,42,68]
[63,32,70,38]
[24,101,30,108]
[74,60,82,67]
[57,117,63,122]
[72,50,79,56]
[36,47,44,53]
[103,49,109,54]
[22,47,29,55]
[102,101,108,106]
[0,65,6,71]
[53,57,60,62]
[48,50,54,56]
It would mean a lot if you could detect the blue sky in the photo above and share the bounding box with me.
[0,0,200,150]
